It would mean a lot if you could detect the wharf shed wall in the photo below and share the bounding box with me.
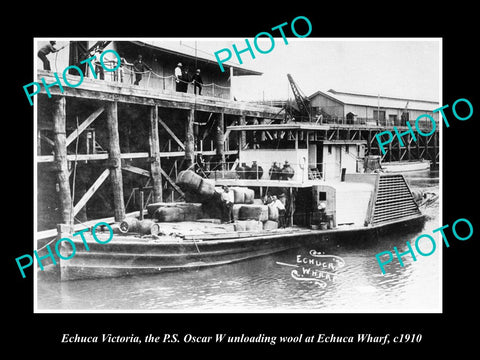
[309,90,440,127]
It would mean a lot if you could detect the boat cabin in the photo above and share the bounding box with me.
[226,123,366,182]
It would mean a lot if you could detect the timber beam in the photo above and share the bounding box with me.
[37,70,282,119]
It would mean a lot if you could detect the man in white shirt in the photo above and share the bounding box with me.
[272,195,286,228]
[220,186,234,223]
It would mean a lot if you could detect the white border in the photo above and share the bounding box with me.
[32,37,442,314]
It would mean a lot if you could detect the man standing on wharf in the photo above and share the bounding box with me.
[133,54,151,85]
[175,62,183,92]
[192,68,203,95]
[37,41,59,71]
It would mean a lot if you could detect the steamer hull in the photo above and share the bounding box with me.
[49,172,427,281]
[58,213,425,281]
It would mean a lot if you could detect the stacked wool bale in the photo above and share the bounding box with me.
[174,171,281,230]
[212,186,255,220]
[264,202,280,230]
[231,190,280,231]
[176,170,222,219]
[177,170,216,203]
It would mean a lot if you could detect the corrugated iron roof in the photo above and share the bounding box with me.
[309,89,439,112]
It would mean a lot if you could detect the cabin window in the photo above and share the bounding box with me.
[345,145,349,153]
[319,191,327,201]
[328,145,332,154]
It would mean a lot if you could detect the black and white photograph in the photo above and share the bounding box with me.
[7,7,478,354]
[32,37,441,313]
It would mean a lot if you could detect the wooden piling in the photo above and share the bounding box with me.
[185,109,195,168]
[106,100,125,221]
[239,114,246,150]
[52,96,72,225]
[149,105,163,202]
[216,112,225,169]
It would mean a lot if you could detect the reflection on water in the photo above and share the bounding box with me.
[36,172,440,313]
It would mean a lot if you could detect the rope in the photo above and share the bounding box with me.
[119,65,231,88]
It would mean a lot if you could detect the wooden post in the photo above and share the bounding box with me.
[139,190,144,220]
[216,112,225,170]
[106,101,125,221]
[407,134,412,161]
[185,109,195,168]
[289,187,294,227]
[52,96,72,226]
[425,131,432,160]
[239,114,246,150]
[388,135,392,162]
[150,105,163,202]
[367,130,372,154]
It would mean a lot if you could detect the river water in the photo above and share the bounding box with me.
[36,171,440,313]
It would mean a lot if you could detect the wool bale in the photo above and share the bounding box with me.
[263,220,278,230]
[147,202,163,216]
[201,196,223,219]
[234,221,247,231]
[184,191,203,203]
[197,178,216,199]
[176,170,203,192]
[232,204,243,220]
[154,206,185,222]
[231,187,254,204]
[181,203,204,221]
[243,188,255,204]
[245,220,263,231]
[238,204,268,222]
[232,187,245,204]
[252,198,264,205]
[234,220,262,232]
[147,202,187,216]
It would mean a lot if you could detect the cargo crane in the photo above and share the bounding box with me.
[287,73,312,122]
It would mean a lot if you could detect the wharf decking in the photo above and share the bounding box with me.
[36,70,282,118]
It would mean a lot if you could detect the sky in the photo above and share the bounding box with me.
[190,38,441,103]
[38,38,440,103]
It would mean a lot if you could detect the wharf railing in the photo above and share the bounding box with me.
[88,59,231,99]
[286,115,438,131]
[201,160,337,181]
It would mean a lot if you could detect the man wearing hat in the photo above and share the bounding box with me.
[37,41,59,71]
[220,186,234,223]
[174,62,183,92]
[192,68,203,95]
[133,54,151,85]
[272,195,286,228]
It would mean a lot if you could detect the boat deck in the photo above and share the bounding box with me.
[75,220,366,247]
